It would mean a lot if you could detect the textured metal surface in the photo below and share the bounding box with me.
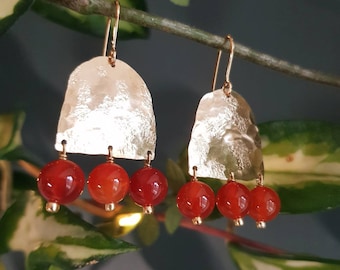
[188,89,263,180]
[55,56,156,160]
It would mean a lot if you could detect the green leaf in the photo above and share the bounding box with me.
[255,121,340,213]
[31,0,149,39]
[0,111,41,166]
[229,242,340,270]
[0,111,24,159]
[0,192,136,269]
[164,198,182,234]
[170,0,190,7]
[0,0,33,35]
[137,214,159,246]
[166,159,187,193]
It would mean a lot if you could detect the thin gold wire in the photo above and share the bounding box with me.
[102,18,112,56]
[257,173,264,186]
[192,166,198,181]
[109,0,120,66]
[102,1,120,67]
[59,140,67,160]
[144,151,152,167]
[107,145,114,163]
[211,35,235,97]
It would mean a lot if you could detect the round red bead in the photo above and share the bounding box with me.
[249,186,280,222]
[216,181,250,220]
[129,167,168,209]
[176,181,215,221]
[37,159,85,205]
[87,162,130,206]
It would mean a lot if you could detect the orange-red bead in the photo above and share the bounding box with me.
[37,159,85,205]
[130,167,168,213]
[216,181,250,225]
[249,186,280,226]
[87,162,130,210]
[176,180,215,225]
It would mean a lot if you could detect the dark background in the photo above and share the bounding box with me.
[1,0,340,269]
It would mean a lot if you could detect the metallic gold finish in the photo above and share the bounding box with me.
[256,221,266,229]
[45,202,60,213]
[188,89,263,181]
[192,216,202,225]
[143,205,153,214]
[55,56,156,160]
[234,217,244,226]
[211,35,234,96]
[105,202,115,212]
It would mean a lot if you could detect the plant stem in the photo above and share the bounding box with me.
[156,213,286,256]
[48,0,340,88]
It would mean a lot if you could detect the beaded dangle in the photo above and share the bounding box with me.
[130,151,168,214]
[37,140,85,213]
[249,174,281,228]
[87,146,130,212]
[176,166,215,225]
[216,172,250,226]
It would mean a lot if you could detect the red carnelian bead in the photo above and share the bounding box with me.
[216,181,250,226]
[130,167,168,214]
[88,162,130,211]
[249,186,281,228]
[37,159,85,212]
[176,180,215,225]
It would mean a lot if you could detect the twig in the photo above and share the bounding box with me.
[48,0,340,88]
[0,160,12,213]
[156,213,286,256]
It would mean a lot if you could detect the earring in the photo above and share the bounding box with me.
[38,1,158,212]
[176,166,215,225]
[215,172,250,226]
[87,146,130,212]
[55,1,156,159]
[37,140,85,213]
[179,35,265,224]
[129,151,168,214]
[249,174,280,228]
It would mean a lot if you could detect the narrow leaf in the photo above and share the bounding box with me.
[0,192,136,269]
[166,159,187,193]
[170,0,190,7]
[0,0,33,35]
[0,111,24,158]
[137,214,159,246]
[229,242,340,270]
[164,199,182,234]
[31,0,149,39]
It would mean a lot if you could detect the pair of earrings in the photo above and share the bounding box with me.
[176,36,280,228]
[37,1,168,214]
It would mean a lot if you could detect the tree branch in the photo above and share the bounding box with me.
[49,0,340,88]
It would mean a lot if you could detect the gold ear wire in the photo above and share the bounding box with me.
[102,1,120,67]
[211,35,235,97]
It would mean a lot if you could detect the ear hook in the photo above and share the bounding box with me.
[211,35,235,97]
[102,18,112,56]
[102,1,120,67]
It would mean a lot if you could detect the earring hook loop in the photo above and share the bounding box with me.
[102,1,120,67]
[211,35,235,97]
